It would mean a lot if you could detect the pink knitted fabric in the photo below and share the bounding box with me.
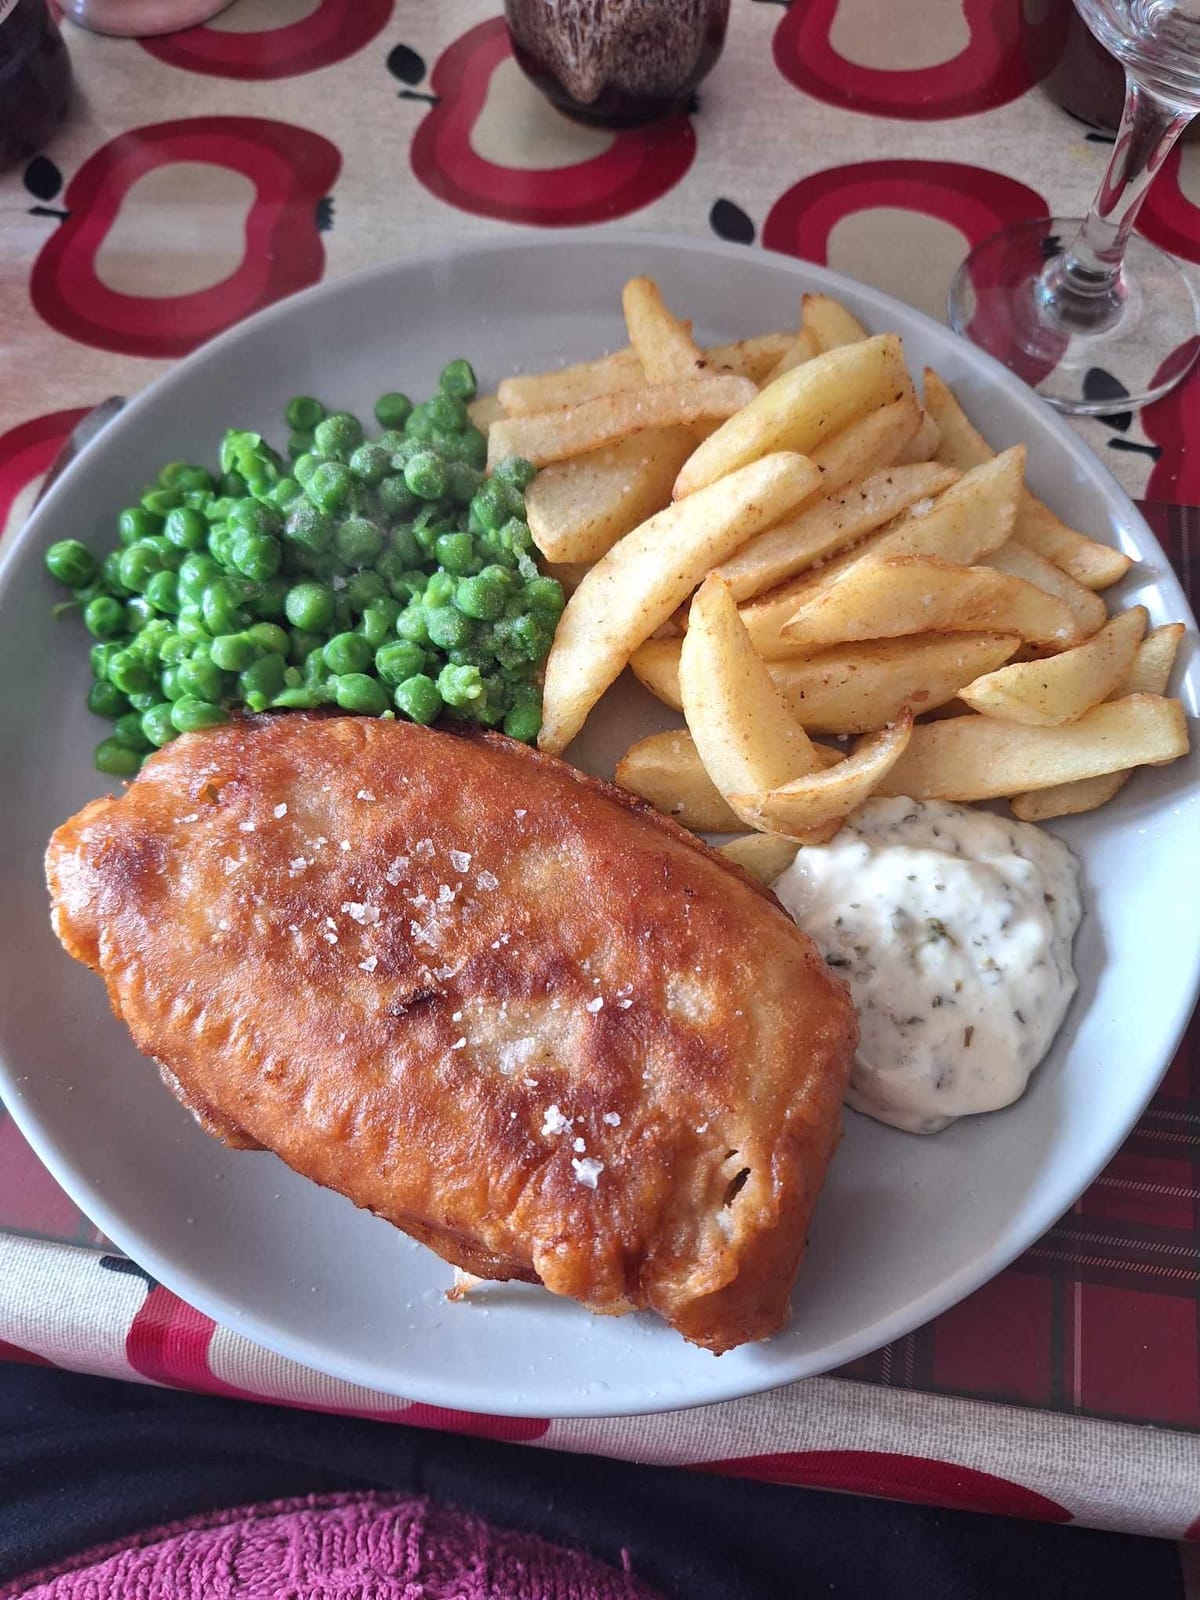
[4,1492,664,1599]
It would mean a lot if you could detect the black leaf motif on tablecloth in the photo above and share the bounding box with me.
[1041,233,1063,260]
[1084,366,1133,431]
[710,199,755,245]
[23,155,62,202]
[387,43,426,84]
[316,197,335,233]
[98,1254,158,1290]
[1108,439,1162,460]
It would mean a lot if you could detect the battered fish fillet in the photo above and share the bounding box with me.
[46,714,856,1353]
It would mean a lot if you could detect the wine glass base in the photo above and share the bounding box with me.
[947,217,1200,414]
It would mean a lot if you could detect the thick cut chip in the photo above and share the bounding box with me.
[734,711,914,833]
[47,713,857,1354]
[525,426,694,564]
[622,277,706,383]
[487,375,756,470]
[714,462,958,601]
[616,729,843,831]
[923,369,1130,590]
[717,834,802,886]
[673,334,908,498]
[763,326,820,382]
[984,538,1107,640]
[960,606,1146,726]
[680,576,825,834]
[893,410,942,464]
[801,293,869,352]
[631,632,1021,733]
[873,694,1188,801]
[467,393,505,431]
[615,729,744,831]
[539,452,822,754]
[781,554,1080,652]
[806,389,922,496]
[1010,623,1185,819]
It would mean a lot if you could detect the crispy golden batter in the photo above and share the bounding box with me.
[46,714,856,1352]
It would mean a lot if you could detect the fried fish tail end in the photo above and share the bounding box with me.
[46,714,857,1353]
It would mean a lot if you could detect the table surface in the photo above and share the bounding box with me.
[1,0,1198,1542]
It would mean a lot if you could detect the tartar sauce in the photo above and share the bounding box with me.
[772,797,1082,1134]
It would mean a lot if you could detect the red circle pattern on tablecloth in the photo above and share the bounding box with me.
[139,0,393,81]
[29,118,341,359]
[409,19,695,227]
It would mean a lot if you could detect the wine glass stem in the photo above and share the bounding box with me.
[1037,76,1193,334]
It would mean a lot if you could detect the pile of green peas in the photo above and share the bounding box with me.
[44,359,564,777]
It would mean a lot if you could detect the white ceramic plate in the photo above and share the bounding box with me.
[1,234,1197,1418]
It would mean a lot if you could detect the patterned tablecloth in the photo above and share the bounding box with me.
[1,0,1198,1542]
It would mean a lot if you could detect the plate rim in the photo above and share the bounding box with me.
[2,228,1198,1418]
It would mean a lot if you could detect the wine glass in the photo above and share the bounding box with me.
[948,0,1200,414]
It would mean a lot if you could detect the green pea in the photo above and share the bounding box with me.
[145,570,181,615]
[285,581,335,632]
[287,429,314,461]
[426,392,468,434]
[283,502,333,562]
[160,462,213,495]
[87,678,128,718]
[141,487,182,517]
[492,454,537,494]
[239,652,288,709]
[334,516,384,567]
[267,476,303,514]
[84,595,126,639]
[359,596,401,647]
[90,641,122,680]
[434,531,474,575]
[245,574,286,620]
[293,452,319,489]
[159,507,203,553]
[454,569,508,622]
[377,474,418,520]
[108,649,154,697]
[394,673,442,725]
[208,632,256,673]
[375,639,425,685]
[345,442,388,487]
[425,605,473,651]
[126,688,159,712]
[141,702,178,747]
[503,692,542,743]
[177,553,221,603]
[388,525,422,569]
[157,630,190,664]
[312,412,363,460]
[334,672,388,716]
[344,570,387,613]
[271,686,325,710]
[323,632,373,675]
[45,539,97,588]
[133,618,171,656]
[524,575,565,620]
[445,462,483,506]
[207,525,236,569]
[470,481,509,534]
[306,460,353,516]
[118,507,162,546]
[247,621,290,656]
[375,392,413,430]
[423,570,456,608]
[113,710,152,751]
[161,665,184,701]
[124,596,156,634]
[439,358,476,402]
[231,531,282,583]
[99,550,130,597]
[286,395,325,431]
[227,498,278,537]
[176,609,211,647]
[436,661,483,708]
[460,424,488,470]
[201,579,249,637]
[117,540,166,593]
[396,601,432,646]
[290,628,327,666]
[178,656,226,703]
[404,403,434,441]
[170,696,229,733]
[94,736,142,777]
[404,450,448,502]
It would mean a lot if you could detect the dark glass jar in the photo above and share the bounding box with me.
[0,0,71,172]
[505,0,730,128]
